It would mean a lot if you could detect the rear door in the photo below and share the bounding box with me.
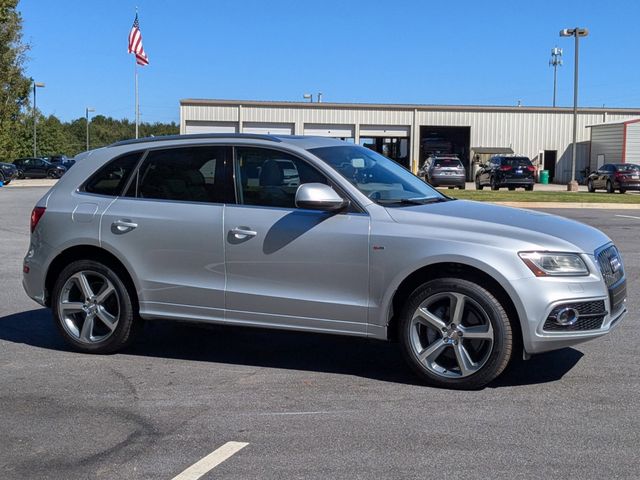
[223,146,370,335]
[101,145,231,322]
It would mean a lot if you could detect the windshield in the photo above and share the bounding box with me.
[309,145,446,204]
[503,157,532,167]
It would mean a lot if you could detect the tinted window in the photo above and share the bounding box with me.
[433,159,462,168]
[236,147,328,208]
[503,157,532,167]
[134,146,228,203]
[617,164,640,172]
[84,152,141,196]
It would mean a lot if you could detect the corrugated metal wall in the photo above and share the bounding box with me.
[625,122,640,163]
[590,124,625,166]
[180,101,640,182]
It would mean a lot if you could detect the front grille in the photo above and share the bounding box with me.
[596,244,624,287]
[543,300,607,332]
[595,244,627,314]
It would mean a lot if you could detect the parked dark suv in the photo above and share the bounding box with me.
[587,163,640,194]
[13,158,66,179]
[475,156,535,191]
[0,162,18,185]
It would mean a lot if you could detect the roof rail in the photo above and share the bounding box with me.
[108,133,283,148]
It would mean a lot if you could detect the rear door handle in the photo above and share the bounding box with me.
[112,219,138,232]
[231,227,257,239]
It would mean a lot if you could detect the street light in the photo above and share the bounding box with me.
[303,93,313,102]
[32,81,45,157]
[559,27,588,191]
[85,107,95,151]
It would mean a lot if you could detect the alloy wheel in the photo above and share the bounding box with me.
[57,271,120,344]
[409,292,494,378]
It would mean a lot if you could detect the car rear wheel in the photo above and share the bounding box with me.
[17,170,24,179]
[587,179,595,192]
[508,186,515,191]
[52,260,141,353]
[525,185,533,191]
[606,180,614,193]
[399,278,513,389]
[620,187,626,194]
[48,170,59,179]
[490,177,499,191]
[459,184,466,190]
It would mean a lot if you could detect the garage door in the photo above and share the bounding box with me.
[242,123,294,135]
[304,124,354,138]
[360,125,410,137]
[185,121,238,134]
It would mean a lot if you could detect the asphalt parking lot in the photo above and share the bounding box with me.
[1,187,638,479]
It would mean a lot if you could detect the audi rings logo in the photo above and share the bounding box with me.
[610,256,622,273]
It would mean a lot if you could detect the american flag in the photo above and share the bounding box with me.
[128,14,149,66]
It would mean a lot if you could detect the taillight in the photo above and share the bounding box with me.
[615,172,625,181]
[500,165,512,171]
[30,206,46,233]
[526,166,535,172]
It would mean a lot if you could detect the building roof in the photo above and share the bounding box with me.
[471,147,514,154]
[586,118,640,128]
[181,98,640,115]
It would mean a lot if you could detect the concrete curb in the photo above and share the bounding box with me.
[493,202,640,209]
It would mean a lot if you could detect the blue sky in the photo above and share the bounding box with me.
[19,0,640,123]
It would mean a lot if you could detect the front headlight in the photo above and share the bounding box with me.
[518,251,589,277]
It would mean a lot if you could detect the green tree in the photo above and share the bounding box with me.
[0,0,31,160]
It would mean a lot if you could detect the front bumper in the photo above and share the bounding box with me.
[511,257,627,355]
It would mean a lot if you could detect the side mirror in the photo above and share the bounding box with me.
[295,183,348,211]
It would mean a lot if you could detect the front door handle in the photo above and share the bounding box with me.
[112,219,138,232]
[231,227,257,239]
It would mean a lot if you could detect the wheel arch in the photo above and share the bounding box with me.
[44,245,139,310]
[385,261,523,355]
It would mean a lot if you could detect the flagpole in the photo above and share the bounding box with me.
[135,60,139,139]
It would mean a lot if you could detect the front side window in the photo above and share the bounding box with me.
[310,145,446,205]
[235,147,328,208]
[133,146,229,203]
[84,152,142,196]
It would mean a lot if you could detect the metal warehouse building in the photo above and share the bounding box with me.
[180,99,640,183]
[589,118,640,168]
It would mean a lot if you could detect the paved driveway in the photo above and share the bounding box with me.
[1,187,638,479]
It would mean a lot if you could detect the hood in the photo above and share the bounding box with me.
[385,200,611,254]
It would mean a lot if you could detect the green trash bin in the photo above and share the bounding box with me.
[539,170,549,184]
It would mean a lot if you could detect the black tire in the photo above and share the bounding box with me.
[17,170,24,179]
[398,278,513,390]
[525,185,533,191]
[508,186,515,191]
[620,188,626,194]
[490,177,499,191]
[52,259,142,354]
[606,180,614,194]
[48,170,59,179]
[587,179,595,193]
[0,172,5,185]
[459,184,466,190]
[475,177,483,190]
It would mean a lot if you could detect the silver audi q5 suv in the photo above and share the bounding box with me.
[23,134,628,389]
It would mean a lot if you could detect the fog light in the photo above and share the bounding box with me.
[555,307,579,326]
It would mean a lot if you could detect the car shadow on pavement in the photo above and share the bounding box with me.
[1,308,583,389]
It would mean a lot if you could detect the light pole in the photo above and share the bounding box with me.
[549,47,563,107]
[32,81,45,157]
[560,27,588,191]
[85,107,95,151]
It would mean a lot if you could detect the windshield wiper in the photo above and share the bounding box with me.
[377,197,450,205]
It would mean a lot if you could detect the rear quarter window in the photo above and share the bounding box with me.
[83,152,142,196]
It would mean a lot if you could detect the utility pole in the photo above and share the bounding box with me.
[32,81,45,157]
[85,107,95,151]
[549,47,563,107]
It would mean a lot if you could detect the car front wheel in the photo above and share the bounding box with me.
[475,177,483,190]
[606,180,614,193]
[52,260,141,353]
[587,179,595,192]
[490,177,499,191]
[399,278,513,389]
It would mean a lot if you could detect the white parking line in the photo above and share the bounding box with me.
[171,441,249,480]
[615,214,640,220]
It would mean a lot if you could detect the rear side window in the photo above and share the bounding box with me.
[133,146,230,204]
[84,152,142,196]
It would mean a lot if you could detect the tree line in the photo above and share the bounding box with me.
[0,1,178,162]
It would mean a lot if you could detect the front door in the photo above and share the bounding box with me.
[101,145,231,322]
[224,146,370,335]
[543,150,557,182]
